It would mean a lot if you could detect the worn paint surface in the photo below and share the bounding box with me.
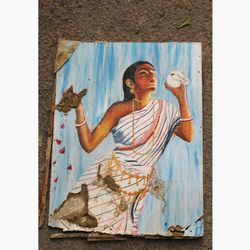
[55,85,87,114]
[54,39,80,73]
[49,41,203,237]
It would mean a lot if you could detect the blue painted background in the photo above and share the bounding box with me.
[49,42,203,236]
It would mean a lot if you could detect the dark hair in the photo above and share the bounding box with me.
[122,61,154,101]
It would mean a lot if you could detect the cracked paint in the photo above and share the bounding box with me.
[52,184,98,228]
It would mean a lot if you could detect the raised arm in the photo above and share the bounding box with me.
[75,102,119,153]
[165,83,194,142]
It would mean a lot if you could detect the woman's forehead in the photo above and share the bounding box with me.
[136,64,155,72]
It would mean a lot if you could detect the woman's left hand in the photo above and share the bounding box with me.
[164,82,186,101]
[165,82,194,142]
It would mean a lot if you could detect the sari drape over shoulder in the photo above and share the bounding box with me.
[53,99,180,235]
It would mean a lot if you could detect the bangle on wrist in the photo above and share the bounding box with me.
[75,118,86,127]
[180,116,193,122]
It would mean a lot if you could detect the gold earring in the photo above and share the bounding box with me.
[130,88,134,94]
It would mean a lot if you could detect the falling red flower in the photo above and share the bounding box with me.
[67,164,72,170]
[55,139,61,145]
[59,147,65,154]
[54,177,58,183]
[54,208,58,213]
[60,123,65,129]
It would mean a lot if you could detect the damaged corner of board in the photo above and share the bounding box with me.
[54,39,81,73]
[48,41,204,238]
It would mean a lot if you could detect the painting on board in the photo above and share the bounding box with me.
[48,40,203,237]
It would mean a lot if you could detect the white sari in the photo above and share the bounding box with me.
[53,99,180,235]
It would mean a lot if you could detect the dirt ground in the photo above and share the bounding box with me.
[39,0,212,249]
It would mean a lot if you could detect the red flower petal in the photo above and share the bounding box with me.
[54,208,58,213]
[67,164,72,170]
[56,139,61,145]
[59,147,65,154]
[60,123,65,129]
[54,177,58,183]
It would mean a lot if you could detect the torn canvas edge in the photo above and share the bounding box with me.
[42,40,204,240]
[54,39,81,73]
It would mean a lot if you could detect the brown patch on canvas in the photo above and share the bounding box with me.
[52,184,98,228]
[68,214,98,228]
[94,164,127,218]
[167,225,185,237]
[55,85,87,114]
[103,175,120,192]
[95,164,121,192]
[118,199,128,212]
[149,171,167,213]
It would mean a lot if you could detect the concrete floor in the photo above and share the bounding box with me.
[39,0,212,249]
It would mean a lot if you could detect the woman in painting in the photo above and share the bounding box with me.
[53,61,194,235]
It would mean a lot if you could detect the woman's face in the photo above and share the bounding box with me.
[133,64,157,93]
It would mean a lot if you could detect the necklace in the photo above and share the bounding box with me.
[132,98,155,156]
